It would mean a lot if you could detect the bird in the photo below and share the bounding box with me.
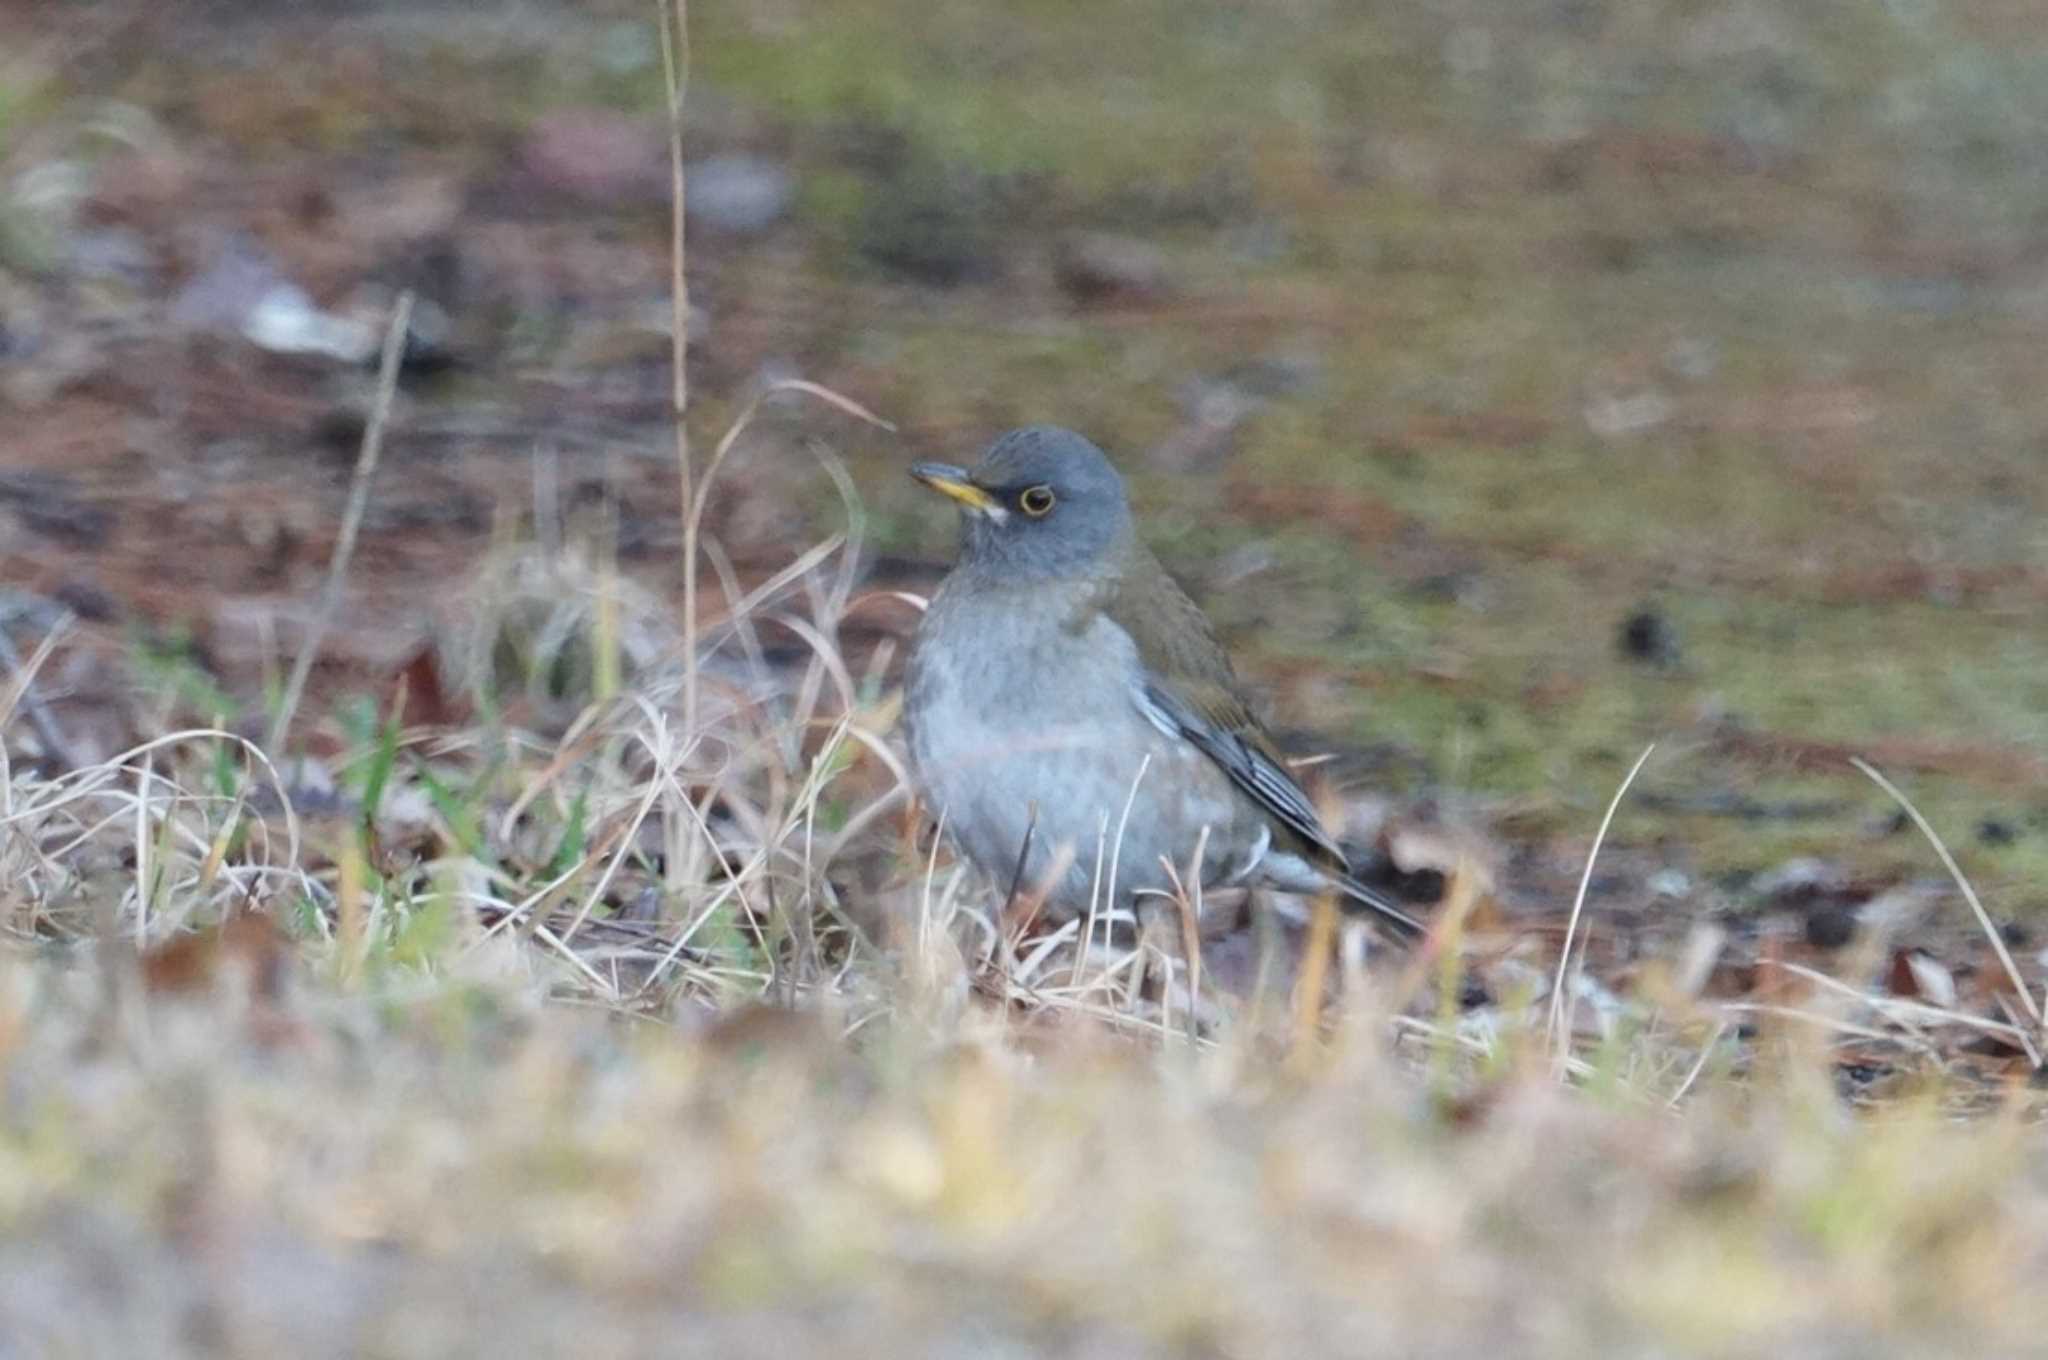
[901,425,1425,938]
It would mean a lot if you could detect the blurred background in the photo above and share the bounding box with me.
[4,0,2046,916]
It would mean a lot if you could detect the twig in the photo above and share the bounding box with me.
[1072,811,1110,991]
[266,291,414,756]
[1851,756,2041,1032]
[132,751,153,946]
[1289,892,1339,1067]
[916,802,949,982]
[1422,859,1483,1090]
[1001,802,1041,920]
[1549,742,1657,1070]
[1162,823,1209,1044]
[657,0,695,733]
[678,382,891,705]
[1101,752,1153,940]
[0,610,78,770]
[1991,993,2044,1070]
[1667,1019,1728,1108]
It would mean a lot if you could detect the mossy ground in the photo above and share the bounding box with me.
[685,0,2048,895]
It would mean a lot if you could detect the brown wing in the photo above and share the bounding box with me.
[1096,548,1424,936]
[1093,548,1346,864]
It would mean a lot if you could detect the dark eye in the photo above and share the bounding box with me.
[1018,485,1056,517]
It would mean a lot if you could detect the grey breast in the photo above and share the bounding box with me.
[904,574,1248,913]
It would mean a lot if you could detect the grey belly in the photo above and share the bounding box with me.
[909,701,1246,915]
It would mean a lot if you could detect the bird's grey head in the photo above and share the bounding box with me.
[911,426,1133,579]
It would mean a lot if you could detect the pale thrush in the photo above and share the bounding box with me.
[902,425,1423,937]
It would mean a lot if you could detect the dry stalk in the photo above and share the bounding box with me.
[1549,742,1656,1071]
[1851,756,2041,1034]
[267,292,415,756]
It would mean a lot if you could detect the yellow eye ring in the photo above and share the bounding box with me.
[1019,485,1056,517]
